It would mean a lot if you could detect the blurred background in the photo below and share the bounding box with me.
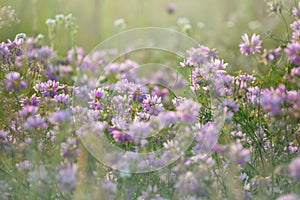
[0,0,294,71]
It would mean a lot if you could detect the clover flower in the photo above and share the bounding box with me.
[290,67,300,78]
[109,126,132,143]
[5,72,27,91]
[285,42,300,65]
[261,47,281,65]
[20,94,40,107]
[229,142,251,165]
[142,95,164,116]
[54,93,69,105]
[181,45,218,67]
[19,105,38,118]
[291,20,300,31]
[56,163,77,192]
[34,80,66,97]
[260,84,286,115]
[292,30,300,43]
[292,2,300,18]
[239,33,262,56]
[24,116,48,131]
[177,99,200,124]
[48,110,71,124]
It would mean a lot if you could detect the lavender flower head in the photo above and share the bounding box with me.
[19,105,38,118]
[292,3,300,18]
[239,33,262,56]
[56,163,77,192]
[291,20,300,31]
[176,99,200,124]
[48,110,71,124]
[229,142,251,165]
[260,84,286,115]
[34,80,65,97]
[24,116,48,131]
[181,45,218,67]
[6,72,27,91]
[54,93,69,105]
[142,95,164,116]
[285,42,300,65]
[20,94,40,107]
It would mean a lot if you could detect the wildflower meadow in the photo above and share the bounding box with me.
[1,1,300,199]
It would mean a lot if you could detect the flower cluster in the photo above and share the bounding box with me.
[1,2,300,199]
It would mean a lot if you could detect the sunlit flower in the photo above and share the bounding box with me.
[239,33,262,56]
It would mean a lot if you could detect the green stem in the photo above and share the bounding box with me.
[280,12,290,41]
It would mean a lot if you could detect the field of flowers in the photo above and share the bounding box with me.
[1,1,300,200]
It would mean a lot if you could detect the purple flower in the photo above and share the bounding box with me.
[290,67,300,78]
[239,33,262,56]
[24,116,48,131]
[5,72,27,91]
[109,127,132,143]
[292,30,300,43]
[6,37,24,57]
[45,64,60,80]
[291,20,300,31]
[236,74,256,91]
[130,86,148,103]
[289,157,300,180]
[177,99,200,123]
[181,45,218,67]
[37,46,55,64]
[61,138,79,159]
[128,122,151,142]
[211,59,228,69]
[293,3,300,18]
[157,111,179,127]
[56,163,77,192]
[261,47,281,65]
[54,93,69,105]
[19,105,38,118]
[191,67,205,91]
[229,142,251,165]
[172,97,185,107]
[34,80,66,97]
[218,74,234,96]
[48,110,71,124]
[0,130,9,139]
[174,172,199,195]
[20,94,40,107]
[246,86,260,104]
[194,122,220,153]
[260,85,286,115]
[142,95,164,116]
[285,42,300,65]
[137,112,150,121]
[223,99,239,112]
[67,47,85,67]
